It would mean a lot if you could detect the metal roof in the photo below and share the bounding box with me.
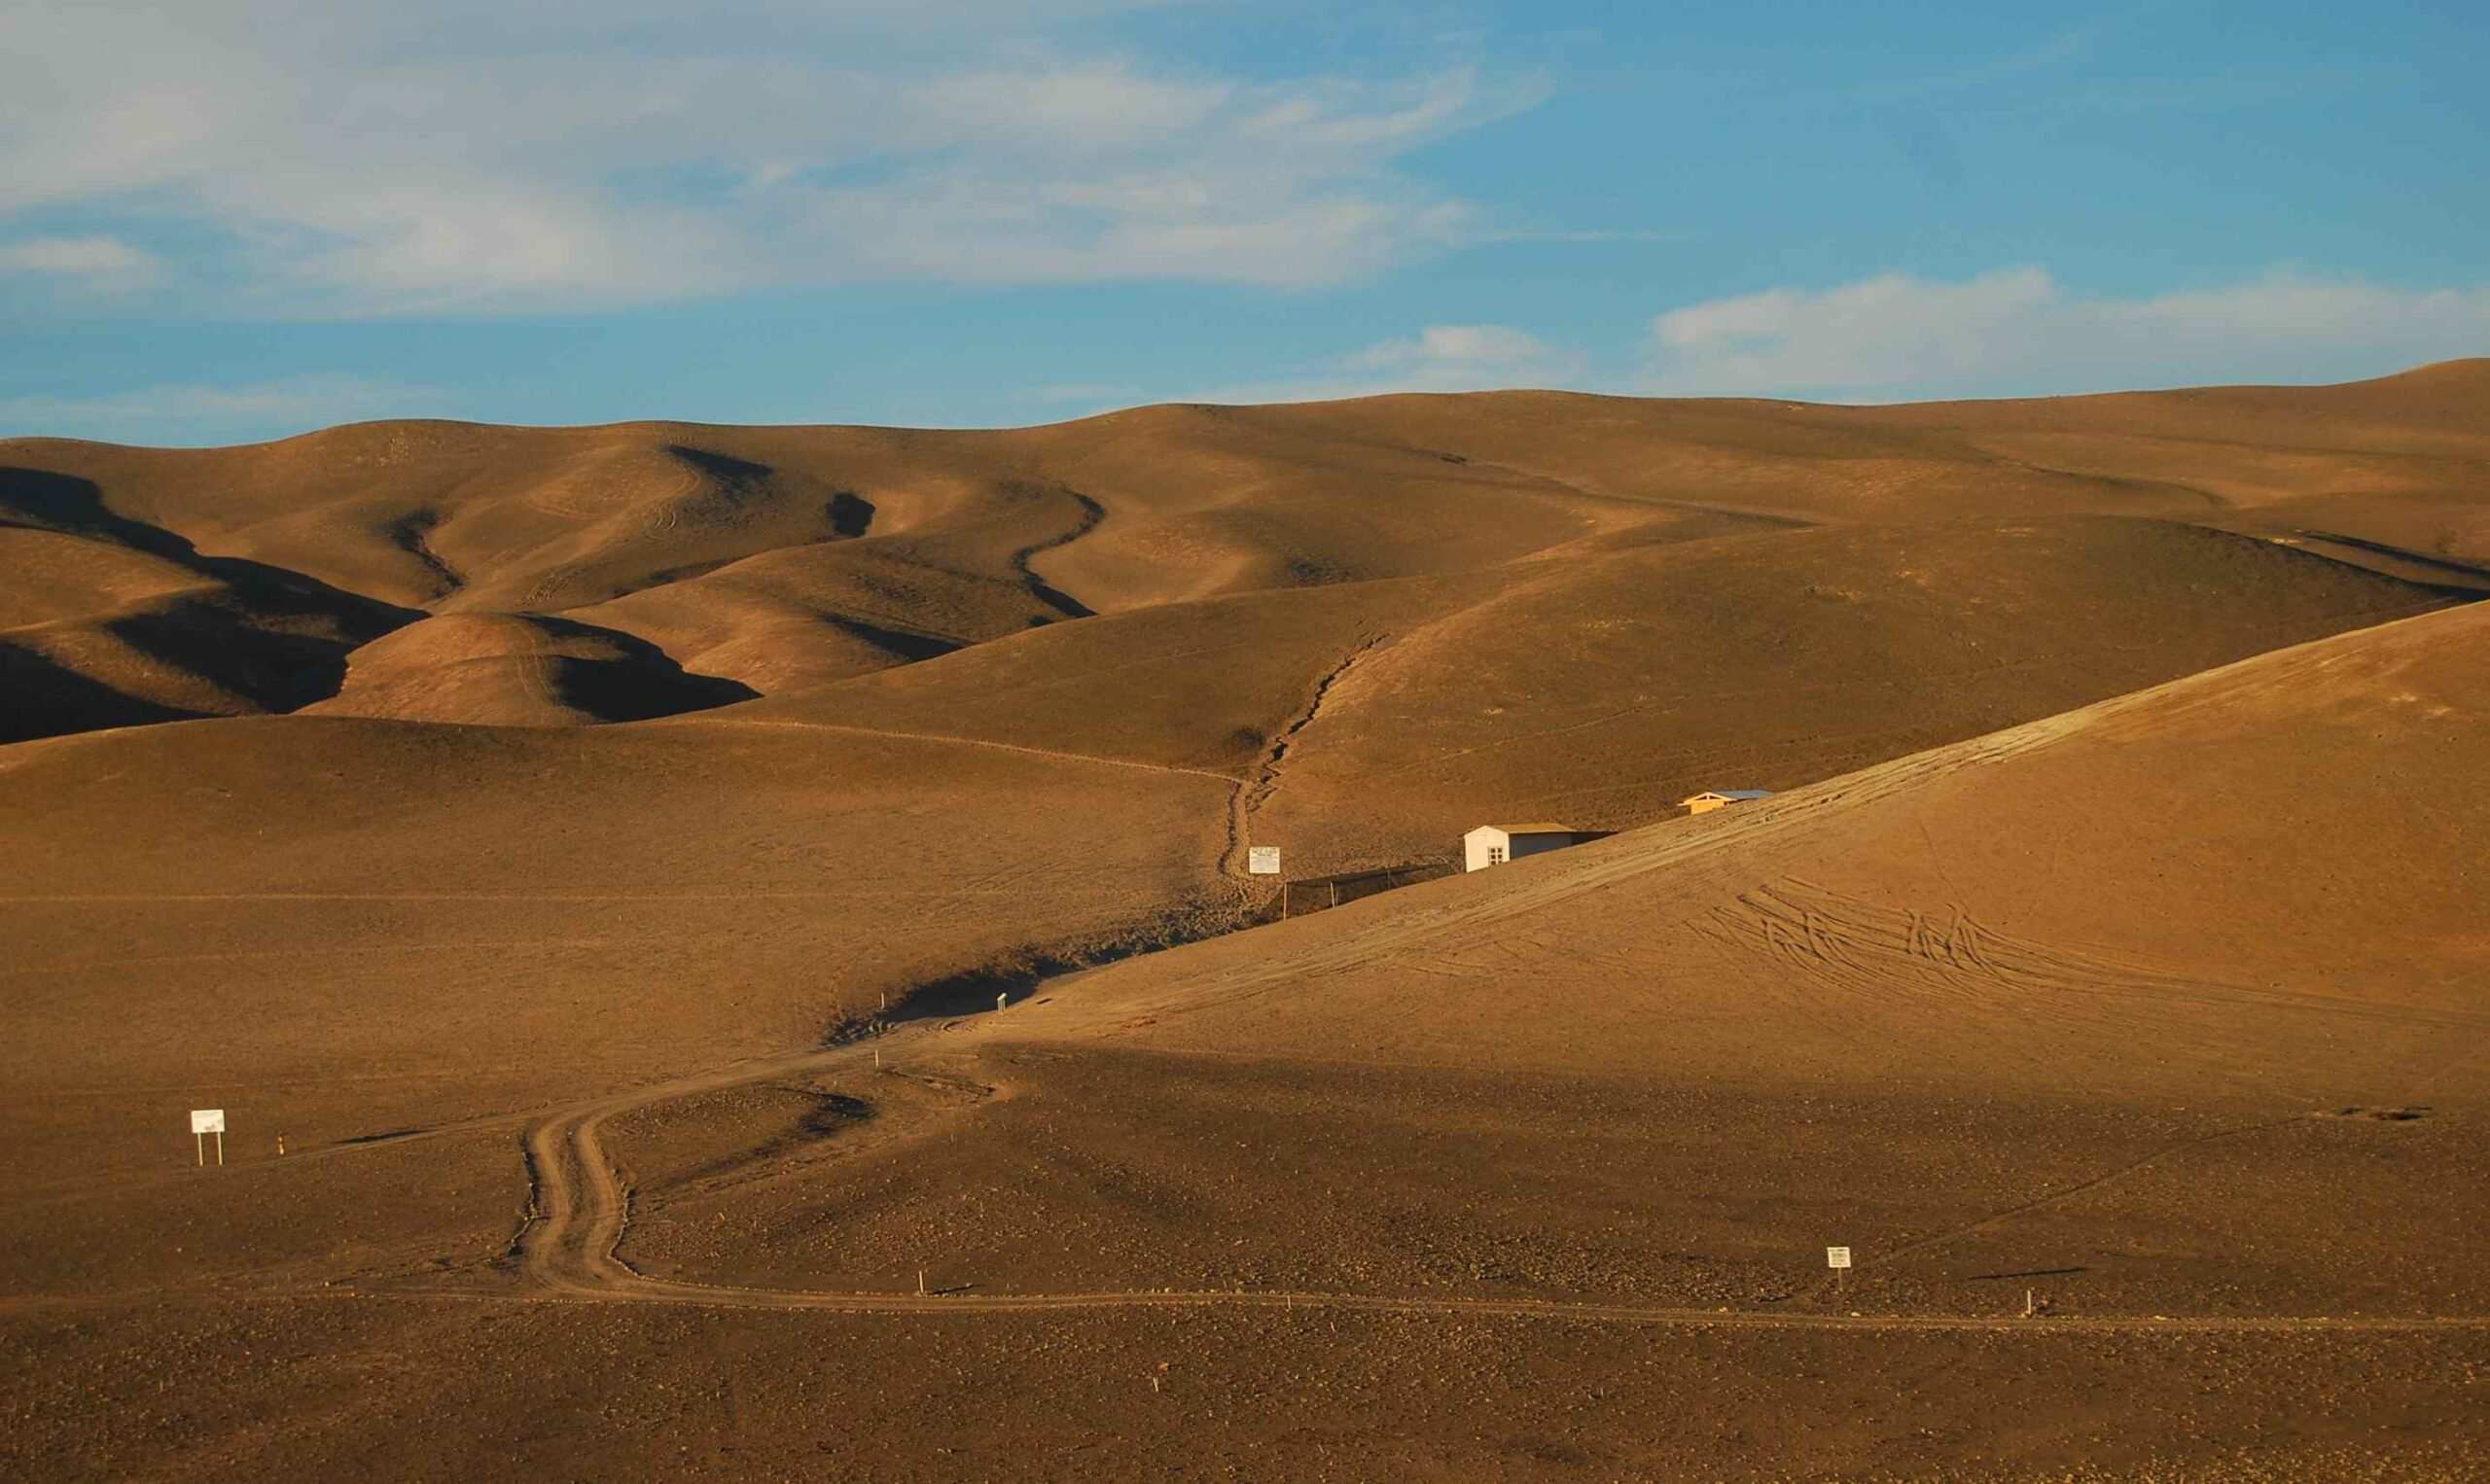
[1473,822,1578,835]
[1681,789,1773,803]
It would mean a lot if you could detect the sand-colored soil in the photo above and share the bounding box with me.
[7,359,2485,742]
[3,364,2487,1479]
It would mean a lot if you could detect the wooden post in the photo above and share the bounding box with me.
[917,1268,927,1296]
[1280,881,1290,920]
[1330,880,1339,910]
[215,1130,224,1166]
[996,992,1008,1013]
[196,1131,204,1167]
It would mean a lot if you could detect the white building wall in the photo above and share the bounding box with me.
[1463,828,1510,872]
[1467,827,1579,870]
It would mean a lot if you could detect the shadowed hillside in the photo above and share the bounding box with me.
[3,366,2488,1481]
[305,613,758,726]
[747,512,2453,874]
[819,601,2490,1334]
[0,467,417,741]
[4,360,2483,743]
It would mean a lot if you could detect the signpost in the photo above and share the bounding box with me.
[1250,846,1285,916]
[191,1109,226,1167]
[1827,1245,1851,1294]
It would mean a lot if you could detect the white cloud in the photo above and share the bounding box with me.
[0,374,446,445]
[1646,267,2490,401]
[1346,324,1574,377]
[0,2,1529,312]
[1023,381,1147,405]
[1195,322,1585,405]
[0,234,158,291]
[1125,266,2490,413]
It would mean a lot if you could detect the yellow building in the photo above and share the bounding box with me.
[1681,789,1773,816]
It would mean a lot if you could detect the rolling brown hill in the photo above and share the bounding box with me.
[4,359,2484,742]
[3,365,2488,1479]
[742,512,2452,876]
[1010,597,2490,1087]
[304,612,757,726]
[618,597,2485,1358]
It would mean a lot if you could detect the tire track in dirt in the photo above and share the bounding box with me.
[1870,1114,2317,1271]
[703,717,1242,788]
[1694,877,2490,1037]
[491,1019,2489,1338]
[517,1044,879,1296]
[1049,603,2482,1041]
[1353,596,2451,791]
[0,581,227,639]
[86,602,2457,1338]
[513,445,727,612]
[1053,717,2070,1037]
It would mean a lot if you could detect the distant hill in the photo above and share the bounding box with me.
[5,367,2486,1481]
[5,361,2484,742]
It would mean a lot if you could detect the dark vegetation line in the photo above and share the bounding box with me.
[845,629,1408,1039]
[1008,484,1106,620]
[852,632,1430,1023]
[829,902,1259,1043]
[382,508,462,602]
[1243,633,1382,820]
[2284,528,2490,593]
[1218,633,1384,881]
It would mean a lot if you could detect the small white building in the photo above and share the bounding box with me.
[1463,823,1586,872]
[1681,789,1773,816]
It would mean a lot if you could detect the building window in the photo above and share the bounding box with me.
[1488,847,1506,865]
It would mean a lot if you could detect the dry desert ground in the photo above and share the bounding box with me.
[4,362,2489,1478]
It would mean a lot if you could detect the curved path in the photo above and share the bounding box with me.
[501,1021,2486,1337]
[495,606,2490,1335]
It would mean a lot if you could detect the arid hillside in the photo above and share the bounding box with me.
[595,598,2484,1392]
[5,360,2485,745]
[3,366,2487,1480]
[1014,598,2490,1087]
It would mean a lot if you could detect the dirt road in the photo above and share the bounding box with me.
[494,1014,2485,1337]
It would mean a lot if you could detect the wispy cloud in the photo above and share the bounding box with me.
[0,374,447,445]
[0,2,1533,313]
[0,234,158,291]
[1197,322,1586,405]
[1106,266,2490,412]
[1471,228,1691,245]
[1644,267,2490,401]
[1022,381,1150,406]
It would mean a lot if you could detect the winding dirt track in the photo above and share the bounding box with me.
[488,607,2490,1335]
[502,1030,2486,1333]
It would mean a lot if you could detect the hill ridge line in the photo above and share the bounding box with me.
[1049,598,2485,1034]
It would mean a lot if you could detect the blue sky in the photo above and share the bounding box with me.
[3,0,2485,444]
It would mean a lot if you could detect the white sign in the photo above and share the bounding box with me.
[191,1109,227,1134]
[1247,846,1281,876]
[1826,1246,1852,1270]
